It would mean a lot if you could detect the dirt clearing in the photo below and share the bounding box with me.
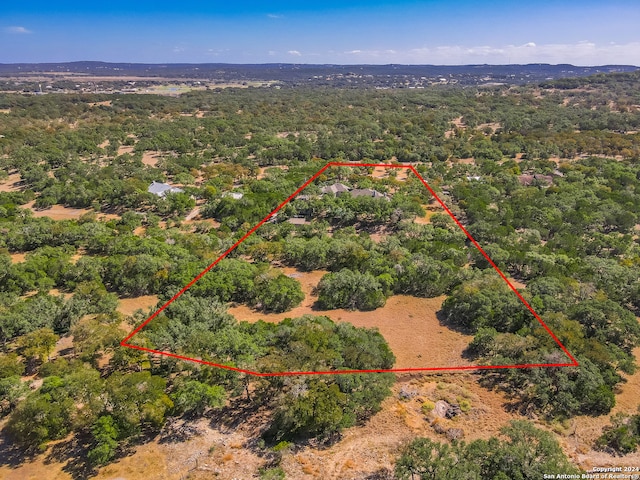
[0,173,23,192]
[117,295,159,317]
[228,268,474,371]
[21,202,119,221]
[141,151,160,167]
[414,205,440,225]
[8,252,27,263]
[23,202,92,220]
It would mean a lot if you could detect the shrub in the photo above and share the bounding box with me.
[595,413,640,455]
[421,401,435,415]
[259,466,286,480]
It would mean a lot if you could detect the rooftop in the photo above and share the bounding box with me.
[148,181,184,197]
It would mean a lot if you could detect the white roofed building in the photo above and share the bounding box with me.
[148,181,184,198]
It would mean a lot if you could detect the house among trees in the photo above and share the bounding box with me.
[287,217,310,225]
[320,183,388,200]
[517,174,554,187]
[321,183,350,195]
[350,188,389,200]
[148,181,184,198]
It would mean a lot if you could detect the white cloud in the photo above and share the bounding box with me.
[267,14,283,19]
[327,41,640,65]
[206,48,229,56]
[268,50,277,56]
[287,50,302,56]
[5,26,32,34]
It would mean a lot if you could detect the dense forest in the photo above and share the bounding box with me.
[1,70,640,477]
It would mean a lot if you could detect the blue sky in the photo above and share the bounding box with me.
[2,0,639,65]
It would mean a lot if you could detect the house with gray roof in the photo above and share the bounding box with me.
[148,181,184,198]
[350,188,389,200]
[321,183,350,195]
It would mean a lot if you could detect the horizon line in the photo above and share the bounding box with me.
[1,61,639,68]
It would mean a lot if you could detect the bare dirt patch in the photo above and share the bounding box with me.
[21,203,119,222]
[117,295,159,317]
[508,278,527,290]
[133,226,147,236]
[445,116,466,138]
[372,166,390,178]
[89,100,112,107]
[414,205,438,225]
[455,157,476,165]
[49,289,73,301]
[477,122,501,133]
[395,167,409,181]
[51,334,74,360]
[371,166,409,181]
[92,417,269,480]
[184,206,201,221]
[0,450,74,480]
[97,212,121,221]
[9,252,27,263]
[257,165,288,180]
[336,296,474,370]
[276,131,299,139]
[141,151,161,167]
[0,173,23,192]
[229,268,473,371]
[23,201,92,220]
[117,145,135,156]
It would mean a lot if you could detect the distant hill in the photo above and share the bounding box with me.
[0,61,637,88]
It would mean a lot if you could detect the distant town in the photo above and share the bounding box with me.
[0,62,637,94]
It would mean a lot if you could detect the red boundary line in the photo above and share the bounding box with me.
[121,162,579,376]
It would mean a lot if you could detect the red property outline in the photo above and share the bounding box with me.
[121,162,579,376]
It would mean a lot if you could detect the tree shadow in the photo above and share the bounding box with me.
[158,417,204,444]
[434,308,479,362]
[0,430,39,469]
[44,433,95,480]
[45,430,158,480]
[205,394,265,434]
[468,371,524,414]
[0,430,98,480]
[309,299,325,312]
[364,467,394,479]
